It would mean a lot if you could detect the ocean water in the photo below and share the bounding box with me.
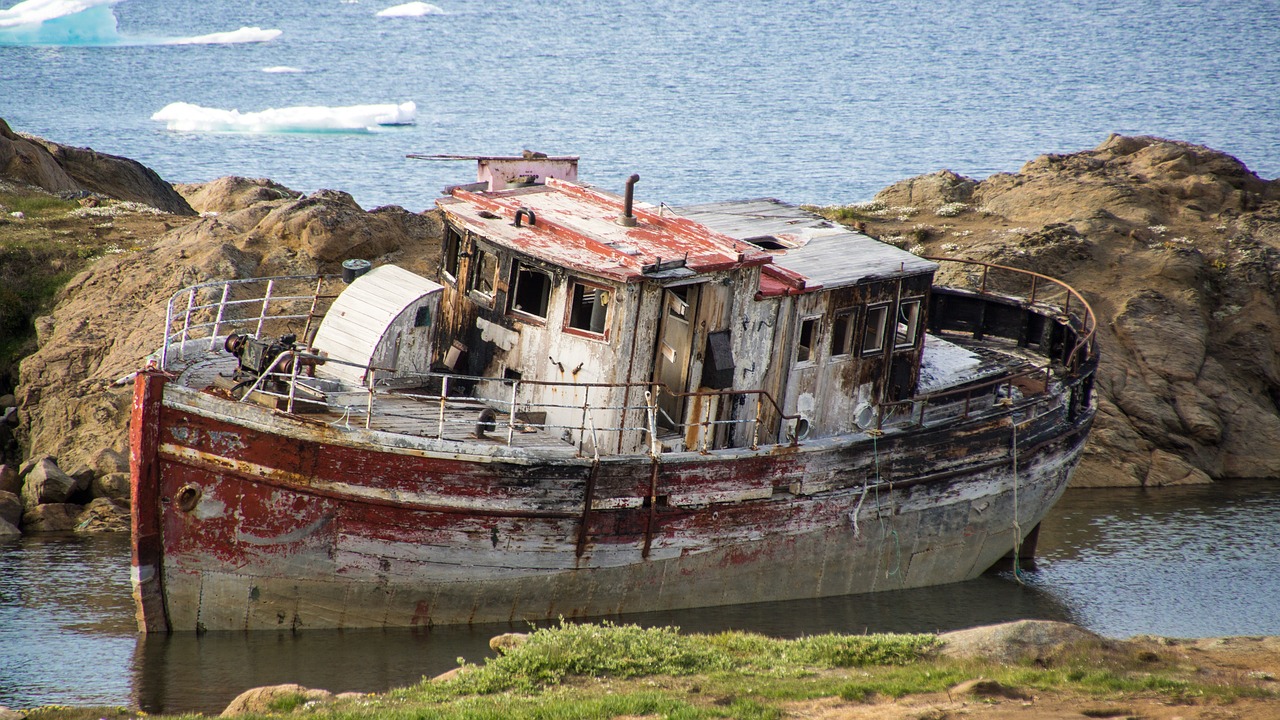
[2,0,1278,213]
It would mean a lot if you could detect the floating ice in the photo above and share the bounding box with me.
[162,26,281,45]
[0,0,280,45]
[261,66,303,73]
[151,101,417,133]
[0,0,122,44]
[376,2,443,17]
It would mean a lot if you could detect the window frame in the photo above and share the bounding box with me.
[441,225,462,283]
[507,260,553,324]
[468,245,499,307]
[829,307,856,359]
[563,278,614,340]
[795,315,821,365]
[861,303,889,356]
[895,298,923,349]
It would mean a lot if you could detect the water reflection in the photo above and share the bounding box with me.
[3,481,1280,713]
[130,577,1072,714]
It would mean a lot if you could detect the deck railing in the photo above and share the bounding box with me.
[157,262,1095,457]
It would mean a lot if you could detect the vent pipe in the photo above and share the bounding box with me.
[618,174,640,227]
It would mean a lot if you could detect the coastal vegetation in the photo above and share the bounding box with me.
[11,621,1280,720]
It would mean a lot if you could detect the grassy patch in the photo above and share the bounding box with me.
[1,192,78,218]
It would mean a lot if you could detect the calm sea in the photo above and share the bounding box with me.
[2,0,1278,212]
[2,482,1279,714]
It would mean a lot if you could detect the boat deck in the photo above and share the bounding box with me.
[169,350,584,452]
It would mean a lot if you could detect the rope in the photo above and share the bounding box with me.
[1011,416,1023,584]
[870,431,901,578]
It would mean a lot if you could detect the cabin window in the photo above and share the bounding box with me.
[565,279,612,337]
[508,261,552,320]
[414,305,432,328]
[469,247,498,305]
[862,304,888,355]
[796,316,819,364]
[895,299,922,348]
[442,225,462,282]
[830,308,855,358]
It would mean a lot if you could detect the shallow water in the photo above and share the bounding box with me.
[2,481,1278,713]
[2,0,1278,212]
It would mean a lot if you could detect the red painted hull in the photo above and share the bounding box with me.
[131,372,1092,632]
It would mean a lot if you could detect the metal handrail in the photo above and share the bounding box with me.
[925,256,1098,369]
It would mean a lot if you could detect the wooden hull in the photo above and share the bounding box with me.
[130,371,1092,632]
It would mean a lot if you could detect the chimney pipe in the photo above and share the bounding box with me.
[618,174,640,227]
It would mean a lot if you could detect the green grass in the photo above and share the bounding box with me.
[14,622,1280,720]
[1,192,78,218]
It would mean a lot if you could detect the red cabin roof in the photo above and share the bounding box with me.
[436,178,773,283]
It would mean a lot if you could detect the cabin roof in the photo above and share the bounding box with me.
[677,199,937,293]
[436,179,773,283]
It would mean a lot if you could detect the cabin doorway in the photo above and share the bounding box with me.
[653,285,699,430]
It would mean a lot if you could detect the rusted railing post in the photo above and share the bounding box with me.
[506,381,519,445]
[208,283,231,351]
[255,279,276,338]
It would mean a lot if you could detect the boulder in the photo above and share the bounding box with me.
[0,490,20,527]
[874,169,977,209]
[939,620,1106,664]
[21,502,82,533]
[220,684,333,717]
[489,632,529,654]
[75,497,130,532]
[19,456,83,509]
[0,519,18,539]
[0,464,18,495]
[92,471,131,505]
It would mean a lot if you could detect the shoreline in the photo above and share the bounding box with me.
[4,620,1279,720]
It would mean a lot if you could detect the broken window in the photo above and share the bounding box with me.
[862,304,888,355]
[469,247,497,304]
[566,280,612,337]
[442,225,462,282]
[830,308,855,357]
[508,261,552,320]
[895,299,922,348]
[796,316,819,363]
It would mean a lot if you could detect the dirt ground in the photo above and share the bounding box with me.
[783,636,1280,719]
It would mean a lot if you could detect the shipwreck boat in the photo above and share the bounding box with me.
[129,155,1097,632]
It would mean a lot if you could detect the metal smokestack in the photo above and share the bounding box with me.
[618,174,640,227]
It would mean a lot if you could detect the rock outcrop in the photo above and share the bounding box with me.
[939,619,1106,663]
[15,175,441,473]
[1,118,195,215]
[868,135,1280,486]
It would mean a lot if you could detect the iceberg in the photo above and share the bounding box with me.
[151,101,417,134]
[0,0,280,45]
[376,2,444,17]
[162,26,281,45]
[0,0,122,44]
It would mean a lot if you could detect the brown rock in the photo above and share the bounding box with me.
[21,502,82,533]
[75,497,130,532]
[220,684,333,717]
[431,665,475,682]
[939,620,1105,664]
[489,632,529,654]
[0,464,18,495]
[92,472,131,504]
[90,447,130,476]
[0,490,20,527]
[19,455,83,509]
[874,169,977,209]
[949,678,1030,700]
[0,518,19,539]
[176,176,300,215]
